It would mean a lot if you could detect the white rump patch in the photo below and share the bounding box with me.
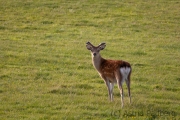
[120,67,131,83]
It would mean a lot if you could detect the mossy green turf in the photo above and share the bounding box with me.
[0,0,180,119]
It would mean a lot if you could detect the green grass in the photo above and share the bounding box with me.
[0,0,180,119]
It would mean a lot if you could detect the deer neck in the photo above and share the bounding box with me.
[92,55,104,72]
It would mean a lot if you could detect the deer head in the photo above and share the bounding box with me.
[86,41,106,57]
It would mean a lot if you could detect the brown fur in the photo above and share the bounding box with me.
[100,58,131,82]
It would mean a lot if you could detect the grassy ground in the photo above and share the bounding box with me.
[0,0,180,119]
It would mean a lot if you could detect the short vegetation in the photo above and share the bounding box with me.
[0,0,179,119]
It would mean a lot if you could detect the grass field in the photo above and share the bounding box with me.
[0,0,180,119]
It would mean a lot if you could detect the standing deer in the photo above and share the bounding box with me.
[86,42,131,107]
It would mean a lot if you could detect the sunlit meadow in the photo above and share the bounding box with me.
[0,0,180,119]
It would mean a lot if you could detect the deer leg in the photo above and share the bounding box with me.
[105,80,112,101]
[109,82,114,101]
[125,79,131,104]
[115,70,124,108]
[117,82,124,108]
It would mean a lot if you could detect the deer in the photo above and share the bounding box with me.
[86,41,132,108]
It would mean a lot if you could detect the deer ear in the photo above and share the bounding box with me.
[99,43,106,50]
[86,44,92,50]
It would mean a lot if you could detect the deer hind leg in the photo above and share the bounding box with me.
[125,78,131,104]
[115,71,124,108]
[121,67,131,105]
[117,81,124,108]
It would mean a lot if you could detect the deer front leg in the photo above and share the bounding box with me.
[109,82,114,101]
[104,80,113,101]
[101,75,113,101]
